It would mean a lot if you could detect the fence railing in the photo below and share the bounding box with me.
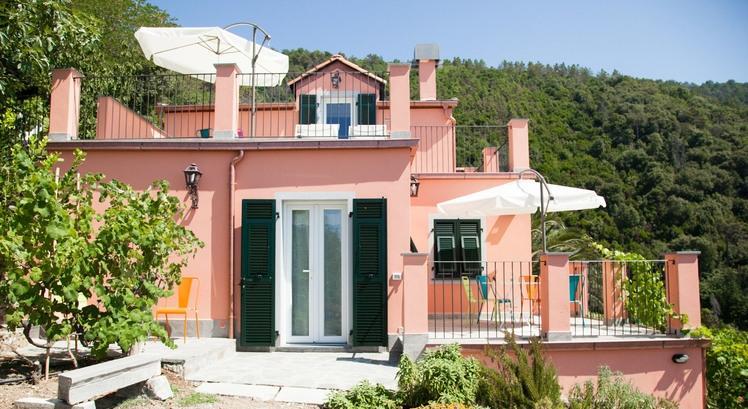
[428,259,674,341]
[429,261,541,340]
[568,260,672,337]
[77,73,216,139]
[411,125,509,174]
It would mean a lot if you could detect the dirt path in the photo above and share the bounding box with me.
[0,367,320,409]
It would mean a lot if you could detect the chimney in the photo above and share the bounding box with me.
[414,44,439,101]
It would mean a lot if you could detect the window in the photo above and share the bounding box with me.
[433,219,482,278]
[299,94,317,124]
[356,93,376,125]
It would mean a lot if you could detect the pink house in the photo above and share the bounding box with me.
[47,45,708,408]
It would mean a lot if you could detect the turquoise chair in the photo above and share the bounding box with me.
[475,275,512,326]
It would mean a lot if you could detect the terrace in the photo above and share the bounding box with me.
[421,254,702,345]
[49,59,510,174]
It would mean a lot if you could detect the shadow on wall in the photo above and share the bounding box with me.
[655,358,701,404]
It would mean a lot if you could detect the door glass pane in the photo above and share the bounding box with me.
[323,209,342,336]
[291,210,310,336]
[325,103,351,138]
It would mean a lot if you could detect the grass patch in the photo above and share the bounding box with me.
[115,397,150,409]
[177,392,219,407]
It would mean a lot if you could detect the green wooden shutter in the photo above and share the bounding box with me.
[459,220,482,277]
[434,220,457,278]
[239,199,276,347]
[352,198,387,346]
[356,94,376,125]
[299,94,316,125]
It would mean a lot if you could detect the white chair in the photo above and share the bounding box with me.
[295,124,339,138]
[349,124,388,139]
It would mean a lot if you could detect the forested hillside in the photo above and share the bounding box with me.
[2,0,745,329]
[440,59,748,329]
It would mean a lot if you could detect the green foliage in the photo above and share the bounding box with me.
[0,137,202,360]
[176,392,219,407]
[476,337,563,409]
[397,344,482,407]
[697,326,748,409]
[568,367,677,409]
[325,381,399,409]
[593,244,680,331]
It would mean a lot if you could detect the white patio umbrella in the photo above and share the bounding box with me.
[134,25,289,86]
[437,180,606,217]
[135,23,289,137]
[436,169,606,251]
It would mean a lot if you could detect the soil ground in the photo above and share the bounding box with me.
[0,358,319,409]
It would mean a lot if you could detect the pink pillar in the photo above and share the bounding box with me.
[482,147,499,172]
[213,63,240,139]
[602,261,627,324]
[665,252,701,334]
[49,68,83,141]
[402,252,429,359]
[541,253,571,341]
[418,60,437,101]
[507,118,530,171]
[388,63,411,138]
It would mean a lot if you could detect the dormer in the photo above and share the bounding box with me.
[288,55,387,138]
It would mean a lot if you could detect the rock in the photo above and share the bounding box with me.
[144,375,173,400]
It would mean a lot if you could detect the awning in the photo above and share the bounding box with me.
[437,179,606,217]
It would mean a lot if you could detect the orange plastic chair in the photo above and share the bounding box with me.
[521,275,540,324]
[156,277,199,343]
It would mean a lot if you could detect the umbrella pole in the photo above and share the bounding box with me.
[251,26,257,138]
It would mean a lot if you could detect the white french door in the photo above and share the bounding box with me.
[284,202,349,344]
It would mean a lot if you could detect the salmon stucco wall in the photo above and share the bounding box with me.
[54,145,413,342]
[462,343,707,409]
[410,176,532,314]
[55,149,234,337]
[232,147,412,341]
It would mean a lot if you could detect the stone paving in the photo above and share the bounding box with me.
[187,351,399,390]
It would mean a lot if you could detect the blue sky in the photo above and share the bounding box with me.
[149,0,748,84]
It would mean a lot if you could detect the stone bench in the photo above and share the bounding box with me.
[57,354,161,405]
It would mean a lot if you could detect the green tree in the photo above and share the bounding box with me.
[0,137,202,378]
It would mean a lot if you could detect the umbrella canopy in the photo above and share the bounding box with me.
[134,27,289,86]
[437,180,606,217]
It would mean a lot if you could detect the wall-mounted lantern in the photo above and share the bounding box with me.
[183,163,202,209]
[410,175,420,197]
[672,353,689,364]
[331,71,341,89]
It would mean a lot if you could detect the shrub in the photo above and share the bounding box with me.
[476,336,563,409]
[692,326,748,409]
[568,367,677,409]
[325,381,399,409]
[397,344,482,407]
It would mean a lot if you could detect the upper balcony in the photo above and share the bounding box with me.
[49,55,524,175]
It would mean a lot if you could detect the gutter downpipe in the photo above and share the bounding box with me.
[228,149,246,339]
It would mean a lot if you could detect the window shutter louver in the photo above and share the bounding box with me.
[239,200,276,347]
[434,220,457,278]
[299,94,316,125]
[356,94,376,125]
[352,198,387,346]
[434,219,482,278]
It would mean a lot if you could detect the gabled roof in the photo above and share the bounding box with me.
[287,54,387,86]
